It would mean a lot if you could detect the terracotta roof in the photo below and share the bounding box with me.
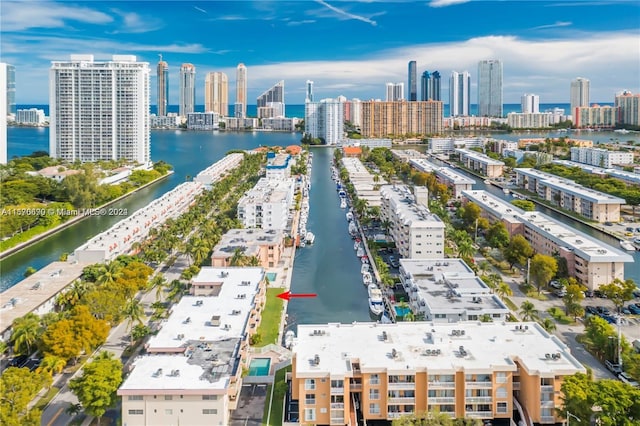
[342,146,362,156]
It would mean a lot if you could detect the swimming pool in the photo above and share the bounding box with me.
[248,358,271,376]
[266,272,277,283]
[394,306,411,317]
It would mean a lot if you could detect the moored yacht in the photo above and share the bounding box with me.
[620,240,636,251]
[362,271,373,285]
[340,198,347,209]
[305,232,315,245]
[368,284,384,316]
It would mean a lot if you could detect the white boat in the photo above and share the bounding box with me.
[348,222,358,234]
[354,240,361,251]
[620,240,636,251]
[340,198,347,209]
[368,284,385,316]
[484,179,491,184]
[503,188,510,195]
[356,246,365,257]
[362,271,373,285]
[305,232,315,245]
[361,263,370,274]
[614,129,630,134]
[346,211,354,221]
[284,330,295,349]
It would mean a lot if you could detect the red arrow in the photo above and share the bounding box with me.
[276,291,317,301]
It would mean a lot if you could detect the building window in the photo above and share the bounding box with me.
[369,403,380,414]
[370,374,380,385]
[496,372,507,384]
[127,395,143,401]
[202,409,218,415]
[164,395,173,400]
[128,410,143,415]
[496,387,507,398]
[331,379,344,389]
[369,389,379,400]
[497,402,508,413]
[305,394,316,404]
[305,379,316,390]
[304,408,316,421]
[202,395,218,400]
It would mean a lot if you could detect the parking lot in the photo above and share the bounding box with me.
[229,384,267,426]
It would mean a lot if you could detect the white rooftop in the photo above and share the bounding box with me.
[195,153,244,185]
[455,148,505,166]
[515,168,626,204]
[461,190,525,224]
[391,149,427,161]
[148,267,264,351]
[212,229,282,259]
[238,177,294,205]
[381,185,444,228]
[293,322,586,377]
[435,167,476,185]
[409,158,438,173]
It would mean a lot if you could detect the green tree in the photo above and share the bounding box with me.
[540,318,557,333]
[598,278,637,313]
[485,221,509,248]
[510,199,536,211]
[502,234,533,269]
[24,266,37,277]
[460,202,481,230]
[519,300,539,321]
[530,254,558,294]
[495,281,513,299]
[95,261,122,286]
[563,280,586,319]
[392,410,482,425]
[36,355,67,378]
[69,351,123,425]
[0,367,51,426]
[123,298,146,343]
[10,313,42,355]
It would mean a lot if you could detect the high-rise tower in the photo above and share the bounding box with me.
[256,80,285,118]
[385,83,404,101]
[205,72,229,116]
[408,60,417,101]
[521,94,540,114]
[156,55,169,116]
[570,77,590,117]
[0,63,8,164]
[5,64,15,116]
[477,59,503,117]
[306,80,314,102]
[235,63,247,118]
[421,70,441,101]
[449,71,470,117]
[49,55,150,164]
[179,63,196,117]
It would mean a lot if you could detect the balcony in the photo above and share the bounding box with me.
[330,403,345,409]
[428,397,456,404]
[331,418,345,424]
[387,412,406,419]
[388,382,416,390]
[465,381,493,389]
[428,382,456,389]
[540,385,554,393]
[388,397,416,404]
[512,382,520,390]
[349,384,363,391]
[465,397,493,403]
[465,411,493,418]
[540,416,556,424]
[330,387,344,394]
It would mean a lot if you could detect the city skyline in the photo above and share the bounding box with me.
[1,1,639,105]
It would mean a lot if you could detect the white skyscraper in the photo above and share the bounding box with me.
[449,71,470,117]
[304,98,344,145]
[521,93,540,114]
[478,59,503,117]
[179,63,196,117]
[49,55,150,164]
[235,63,247,118]
[385,82,404,101]
[570,77,590,117]
[0,63,7,164]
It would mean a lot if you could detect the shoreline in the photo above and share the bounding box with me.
[0,171,174,261]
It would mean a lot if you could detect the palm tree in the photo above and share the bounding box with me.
[519,300,539,321]
[123,298,145,343]
[229,247,248,266]
[37,355,67,377]
[96,261,122,286]
[457,240,475,259]
[540,318,557,333]
[10,313,41,355]
[478,261,491,277]
[495,282,513,299]
[487,273,503,289]
[149,274,168,301]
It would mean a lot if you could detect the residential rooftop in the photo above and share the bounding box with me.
[212,229,282,260]
[266,152,292,170]
[461,190,525,225]
[238,177,295,205]
[435,167,476,185]
[455,148,505,166]
[194,153,244,185]
[293,322,586,377]
[380,185,444,227]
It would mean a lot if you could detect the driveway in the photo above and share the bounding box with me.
[230,384,268,426]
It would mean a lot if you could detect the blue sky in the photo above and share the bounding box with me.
[2,0,639,105]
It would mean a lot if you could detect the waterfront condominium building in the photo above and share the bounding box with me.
[570,146,634,168]
[574,105,618,129]
[179,63,196,117]
[385,82,405,102]
[615,91,640,127]
[462,190,632,289]
[360,100,443,138]
[211,228,284,268]
[237,177,295,230]
[455,148,504,178]
[477,60,503,117]
[204,71,229,116]
[507,112,552,129]
[156,55,169,116]
[570,77,590,118]
[235,63,247,118]
[408,60,417,101]
[380,184,445,259]
[118,267,266,426]
[449,71,470,117]
[0,63,7,164]
[304,98,344,145]
[421,71,441,101]
[256,80,285,118]
[49,55,150,164]
[521,93,539,114]
[291,321,586,425]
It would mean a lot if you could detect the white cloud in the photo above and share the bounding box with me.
[287,20,317,26]
[1,1,113,31]
[109,10,164,34]
[429,0,471,8]
[532,21,572,30]
[193,6,208,14]
[315,0,378,26]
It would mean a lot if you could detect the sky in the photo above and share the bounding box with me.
[1,0,639,106]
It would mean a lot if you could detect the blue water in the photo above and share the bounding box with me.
[248,358,271,376]
[266,272,277,283]
[394,306,411,317]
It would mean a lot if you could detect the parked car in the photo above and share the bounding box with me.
[584,290,595,298]
[594,290,607,298]
[617,372,640,388]
[604,222,614,226]
[585,306,598,316]
[549,280,563,290]
[596,306,611,316]
[8,355,28,368]
[628,304,640,315]
[626,227,635,232]
[606,360,623,374]
[554,288,567,297]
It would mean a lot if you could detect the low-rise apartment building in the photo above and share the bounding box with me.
[428,137,485,154]
[341,157,387,207]
[553,160,640,186]
[461,190,633,290]
[380,185,444,259]
[237,177,295,230]
[514,168,624,222]
[118,267,266,426]
[210,228,284,268]
[455,149,504,178]
[570,147,634,168]
[194,153,244,187]
[399,258,509,321]
[290,321,585,425]
[434,168,475,198]
[265,152,292,179]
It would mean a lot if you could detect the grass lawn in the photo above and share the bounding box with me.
[547,307,575,325]
[33,386,60,411]
[254,287,285,347]
[262,365,291,426]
